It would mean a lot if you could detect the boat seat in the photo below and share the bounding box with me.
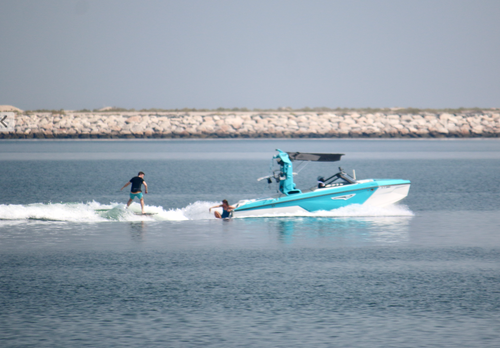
[325,183,344,188]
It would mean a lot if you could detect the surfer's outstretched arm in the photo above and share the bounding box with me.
[209,204,223,218]
[209,204,222,212]
[143,181,148,194]
[121,182,131,191]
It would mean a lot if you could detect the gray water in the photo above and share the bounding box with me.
[0,139,499,347]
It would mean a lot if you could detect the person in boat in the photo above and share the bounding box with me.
[317,176,326,188]
[121,171,148,214]
[209,199,235,219]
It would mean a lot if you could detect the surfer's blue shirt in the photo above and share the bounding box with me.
[221,209,230,219]
[129,176,144,192]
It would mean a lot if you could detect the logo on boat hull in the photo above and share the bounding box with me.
[331,194,355,200]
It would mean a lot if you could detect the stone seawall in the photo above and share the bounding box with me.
[2,111,500,139]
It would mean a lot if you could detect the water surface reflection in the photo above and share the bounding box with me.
[238,216,412,247]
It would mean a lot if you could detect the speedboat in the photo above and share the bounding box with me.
[232,149,410,218]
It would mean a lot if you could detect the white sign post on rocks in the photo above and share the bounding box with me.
[0,112,16,132]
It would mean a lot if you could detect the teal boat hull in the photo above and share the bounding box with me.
[233,179,410,218]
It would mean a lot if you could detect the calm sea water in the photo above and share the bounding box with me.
[1,139,499,347]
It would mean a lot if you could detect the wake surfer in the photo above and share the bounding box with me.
[121,171,148,214]
[209,199,235,219]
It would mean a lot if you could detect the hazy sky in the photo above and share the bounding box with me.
[1,0,499,110]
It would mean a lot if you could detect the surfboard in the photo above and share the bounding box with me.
[95,209,156,216]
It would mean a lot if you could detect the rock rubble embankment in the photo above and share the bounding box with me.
[2,111,500,139]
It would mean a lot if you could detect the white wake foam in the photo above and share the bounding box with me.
[0,201,413,223]
[0,201,220,223]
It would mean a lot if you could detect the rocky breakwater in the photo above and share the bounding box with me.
[2,111,500,139]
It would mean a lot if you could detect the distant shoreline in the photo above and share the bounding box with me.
[1,110,499,139]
